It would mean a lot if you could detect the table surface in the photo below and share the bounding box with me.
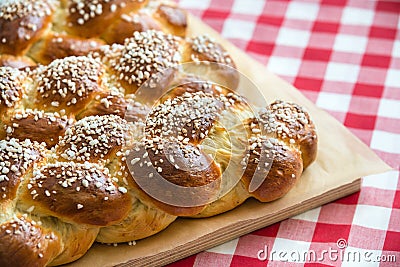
[168,0,400,266]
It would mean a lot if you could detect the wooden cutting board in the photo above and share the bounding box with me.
[65,15,390,267]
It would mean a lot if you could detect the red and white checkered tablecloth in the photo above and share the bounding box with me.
[167,0,400,266]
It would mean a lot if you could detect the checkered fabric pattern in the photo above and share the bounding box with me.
[167,0,400,266]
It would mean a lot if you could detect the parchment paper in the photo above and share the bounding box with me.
[64,15,391,267]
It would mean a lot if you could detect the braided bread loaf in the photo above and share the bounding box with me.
[0,0,188,67]
[0,8,317,266]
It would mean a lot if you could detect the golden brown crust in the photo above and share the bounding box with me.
[65,0,148,38]
[5,110,71,148]
[95,151,178,242]
[128,142,221,216]
[0,0,189,64]
[128,173,208,216]
[185,35,235,67]
[298,130,318,168]
[101,30,182,94]
[24,161,131,226]
[161,74,226,104]
[260,100,318,168]
[0,215,61,267]
[0,67,25,112]
[191,181,249,218]
[242,139,303,202]
[102,13,161,44]
[76,91,128,119]
[145,91,224,144]
[144,197,207,217]
[0,139,44,201]
[143,92,223,186]
[154,4,187,37]
[0,54,36,68]
[182,35,239,90]
[0,17,318,265]
[0,0,54,56]
[56,115,129,162]
[47,222,98,266]
[126,92,229,216]
[96,190,177,243]
[32,56,105,114]
[230,103,309,203]
[29,33,105,65]
[124,96,151,122]
[149,144,221,188]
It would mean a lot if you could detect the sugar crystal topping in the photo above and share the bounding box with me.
[68,0,144,25]
[190,35,233,64]
[105,30,181,87]
[145,92,222,147]
[0,139,43,184]
[5,109,72,138]
[68,0,112,25]
[1,214,56,247]
[28,161,126,200]
[11,109,70,123]
[57,115,128,162]
[34,56,104,106]
[259,100,309,139]
[142,91,250,152]
[0,67,25,108]
[0,0,53,21]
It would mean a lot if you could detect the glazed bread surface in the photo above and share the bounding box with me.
[0,11,318,265]
[0,0,188,66]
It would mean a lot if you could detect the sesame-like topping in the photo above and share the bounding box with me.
[141,90,248,163]
[34,56,104,107]
[248,135,275,156]
[0,139,43,185]
[0,213,57,261]
[0,0,53,21]
[67,0,144,25]
[68,0,108,25]
[5,109,73,147]
[28,161,120,197]
[57,115,128,162]
[157,4,187,28]
[68,0,109,25]
[128,91,243,180]
[259,100,310,139]
[145,91,223,149]
[0,67,25,109]
[26,161,130,226]
[190,35,233,65]
[104,30,181,87]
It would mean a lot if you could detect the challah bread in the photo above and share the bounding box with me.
[0,0,188,66]
[0,28,317,266]
[0,90,317,266]
[0,30,237,146]
[0,139,101,266]
[126,86,317,218]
